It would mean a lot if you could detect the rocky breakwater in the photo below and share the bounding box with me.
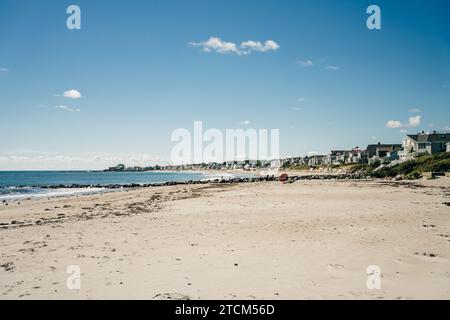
[19,172,368,190]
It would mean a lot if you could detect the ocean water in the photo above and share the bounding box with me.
[0,171,236,200]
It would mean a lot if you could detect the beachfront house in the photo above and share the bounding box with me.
[363,143,402,164]
[447,142,450,153]
[259,160,270,167]
[281,157,306,166]
[308,155,326,166]
[346,147,362,164]
[270,159,281,169]
[325,150,351,166]
[403,131,450,156]
[232,161,246,170]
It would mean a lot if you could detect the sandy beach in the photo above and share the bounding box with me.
[0,178,449,299]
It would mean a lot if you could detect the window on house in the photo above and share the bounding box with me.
[418,143,427,149]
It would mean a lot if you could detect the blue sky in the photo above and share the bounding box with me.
[0,0,449,169]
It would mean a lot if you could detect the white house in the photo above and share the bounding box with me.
[325,150,350,166]
[403,131,450,155]
[270,159,281,169]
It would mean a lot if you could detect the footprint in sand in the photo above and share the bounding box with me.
[327,263,344,270]
[0,262,15,272]
[18,292,31,298]
[414,252,438,258]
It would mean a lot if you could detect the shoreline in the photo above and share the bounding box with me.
[0,171,255,202]
[0,171,374,202]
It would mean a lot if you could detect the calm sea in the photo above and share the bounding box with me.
[0,171,236,200]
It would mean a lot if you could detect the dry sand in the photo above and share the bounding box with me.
[0,178,449,299]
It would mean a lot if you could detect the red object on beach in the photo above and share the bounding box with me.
[279,173,289,182]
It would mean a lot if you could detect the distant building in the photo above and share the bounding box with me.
[403,131,450,155]
[447,142,450,153]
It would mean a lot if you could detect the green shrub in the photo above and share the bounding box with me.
[405,171,422,180]
[427,159,450,172]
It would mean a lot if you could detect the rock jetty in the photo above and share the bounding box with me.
[19,173,368,190]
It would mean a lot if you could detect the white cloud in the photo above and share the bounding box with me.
[409,108,421,113]
[189,37,279,55]
[55,105,80,112]
[324,65,339,71]
[386,120,403,128]
[239,120,251,126]
[297,97,305,102]
[386,115,421,129]
[291,107,299,111]
[241,40,280,52]
[190,37,240,55]
[400,129,407,134]
[0,67,9,72]
[296,60,313,67]
[443,126,450,131]
[63,89,82,99]
[408,115,421,127]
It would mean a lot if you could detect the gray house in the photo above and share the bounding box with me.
[403,131,450,155]
[362,143,402,163]
[308,155,327,166]
[325,150,351,165]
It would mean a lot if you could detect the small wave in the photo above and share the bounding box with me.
[0,186,36,196]
[200,172,235,181]
[0,187,106,201]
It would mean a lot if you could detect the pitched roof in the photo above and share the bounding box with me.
[407,133,450,143]
[330,150,351,155]
[366,144,401,151]
[365,143,402,156]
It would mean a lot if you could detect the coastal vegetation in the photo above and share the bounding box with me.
[280,163,310,171]
[366,152,450,179]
